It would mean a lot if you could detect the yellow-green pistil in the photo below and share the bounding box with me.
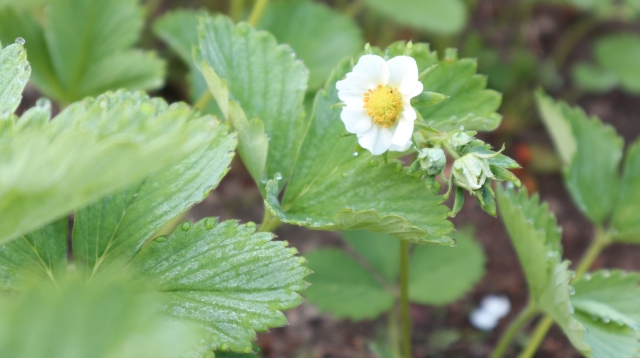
[363,85,403,128]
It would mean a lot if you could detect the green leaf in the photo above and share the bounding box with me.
[612,140,640,243]
[384,43,502,132]
[574,311,640,358]
[0,42,30,119]
[497,185,591,355]
[0,0,165,103]
[72,118,235,277]
[304,248,394,320]
[131,219,308,353]
[409,227,486,305]
[0,218,66,291]
[534,90,577,166]
[0,276,196,358]
[572,62,619,93]
[572,270,640,329]
[363,0,467,35]
[342,230,399,282]
[595,33,640,93]
[535,92,623,224]
[0,91,217,244]
[198,14,308,186]
[265,58,454,244]
[258,0,362,89]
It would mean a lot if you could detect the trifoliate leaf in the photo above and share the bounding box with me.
[72,118,235,277]
[572,62,619,93]
[497,185,591,355]
[131,219,308,353]
[363,0,467,35]
[304,248,395,320]
[0,41,30,119]
[572,270,640,329]
[258,0,362,89]
[0,91,218,244]
[385,42,502,132]
[595,33,640,93]
[0,0,165,104]
[265,58,454,244]
[0,219,66,290]
[409,227,486,305]
[0,277,196,358]
[198,14,308,187]
[612,140,640,243]
[535,92,623,225]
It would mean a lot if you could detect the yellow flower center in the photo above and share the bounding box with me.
[363,85,403,128]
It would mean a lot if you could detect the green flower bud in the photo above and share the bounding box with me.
[452,153,494,191]
[418,147,446,175]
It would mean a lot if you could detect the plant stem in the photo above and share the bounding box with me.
[517,227,610,357]
[389,308,401,358]
[258,208,281,232]
[230,0,245,22]
[344,0,364,18]
[194,91,212,112]
[518,316,553,358]
[248,0,268,26]
[399,240,411,358]
[552,16,598,69]
[490,302,539,358]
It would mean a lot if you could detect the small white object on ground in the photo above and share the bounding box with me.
[469,294,511,331]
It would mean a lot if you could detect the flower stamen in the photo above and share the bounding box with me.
[363,85,403,128]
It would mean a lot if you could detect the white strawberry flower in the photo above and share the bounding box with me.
[336,54,423,155]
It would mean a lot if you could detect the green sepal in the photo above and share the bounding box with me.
[411,91,448,107]
[449,186,465,218]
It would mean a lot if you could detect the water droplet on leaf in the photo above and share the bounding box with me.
[275,172,282,180]
[352,151,359,157]
[181,221,192,231]
[15,37,25,45]
[369,160,378,167]
[204,218,217,229]
[246,221,256,228]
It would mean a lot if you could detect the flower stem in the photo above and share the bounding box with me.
[517,227,610,357]
[248,0,268,26]
[389,308,401,358]
[258,207,281,232]
[399,240,412,357]
[518,316,554,358]
[490,302,539,358]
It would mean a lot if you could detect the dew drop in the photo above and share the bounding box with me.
[352,151,359,157]
[603,318,611,324]
[570,270,576,279]
[341,172,348,178]
[395,163,403,172]
[220,343,230,351]
[583,273,592,280]
[181,221,192,231]
[154,235,166,243]
[246,221,257,228]
[35,97,50,109]
[602,269,610,278]
[584,327,589,334]
[305,218,312,223]
[459,125,464,130]
[204,218,217,229]
[15,37,25,45]
[369,159,379,167]
[133,193,138,198]
[275,172,283,180]
[569,306,575,314]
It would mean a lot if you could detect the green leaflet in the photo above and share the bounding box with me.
[0,42,30,119]
[572,63,619,93]
[571,270,640,358]
[198,14,308,186]
[497,185,591,356]
[266,58,453,244]
[0,91,218,244]
[258,0,362,90]
[535,92,623,225]
[363,0,467,35]
[131,219,309,354]
[384,42,502,132]
[304,229,486,320]
[0,276,196,358]
[0,219,66,291]
[0,0,164,104]
[594,33,640,93]
[72,119,235,277]
[612,139,640,243]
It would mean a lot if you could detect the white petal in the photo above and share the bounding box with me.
[357,125,393,155]
[340,55,389,92]
[336,78,367,104]
[389,140,412,152]
[340,105,373,134]
[387,56,421,98]
[390,116,414,147]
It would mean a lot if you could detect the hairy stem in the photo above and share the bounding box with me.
[518,316,554,358]
[490,302,539,358]
[248,0,268,26]
[258,208,281,232]
[399,240,411,357]
[518,227,610,357]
